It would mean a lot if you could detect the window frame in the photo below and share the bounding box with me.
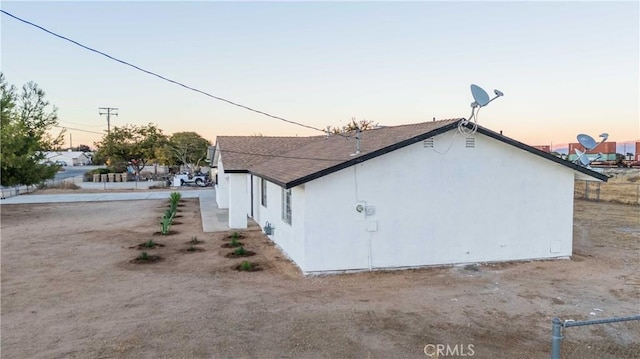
[261,178,267,207]
[281,188,292,225]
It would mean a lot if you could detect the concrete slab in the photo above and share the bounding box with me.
[197,190,229,233]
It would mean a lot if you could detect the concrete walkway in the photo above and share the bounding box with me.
[0,188,229,233]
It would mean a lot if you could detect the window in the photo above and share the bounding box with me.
[261,178,267,207]
[281,188,292,224]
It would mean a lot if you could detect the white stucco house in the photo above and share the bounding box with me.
[212,119,607,275]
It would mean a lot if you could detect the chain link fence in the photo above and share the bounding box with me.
[551,315,640,359]
[574,180,640,205]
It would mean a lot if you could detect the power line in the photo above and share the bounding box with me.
[218,148,345,162]
[1,9,333,136]
[54,125,104,135]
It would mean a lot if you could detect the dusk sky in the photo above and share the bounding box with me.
[1,1,638,150]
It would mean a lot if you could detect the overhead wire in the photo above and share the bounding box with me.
[217,148,344,162]
[0,9,349,138]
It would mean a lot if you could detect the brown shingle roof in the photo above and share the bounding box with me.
[216,118,608,187]
[215,136,322,171]
[248,119,461,186]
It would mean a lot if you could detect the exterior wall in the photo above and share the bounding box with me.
[215,157,229,209]
[301,131,576,274]
[252,179,306,270]
[228,173,248,229]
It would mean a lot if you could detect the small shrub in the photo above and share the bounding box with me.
[187,245,196,252]
[189,236,199,244]
[138,252,150,261]
[142,239,156,248]
[231,232,239,240]
[45,182,81,190]
[230,237,240,247]
[234,246,247,256]
[239,260,252,271]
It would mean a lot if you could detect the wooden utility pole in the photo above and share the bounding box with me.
[99,107,118,135]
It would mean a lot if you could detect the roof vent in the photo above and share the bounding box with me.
[465,138,475,148]
[423,138,434,148]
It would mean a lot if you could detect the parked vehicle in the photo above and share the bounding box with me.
[172,172,210,187]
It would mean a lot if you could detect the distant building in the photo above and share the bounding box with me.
[532,145,551,153]
[42,150,92,166]
[636,142,640,162]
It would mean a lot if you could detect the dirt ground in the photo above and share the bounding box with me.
[1,197,638,359]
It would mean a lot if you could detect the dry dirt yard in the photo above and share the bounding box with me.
[1,197,639,359]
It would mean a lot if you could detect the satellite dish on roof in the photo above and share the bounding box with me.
[470,84,490,107]
[460,84,504,135]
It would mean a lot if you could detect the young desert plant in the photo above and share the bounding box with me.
[142,239,157,248]
[169,192,182,205]
[230,236,240,247]
[138,251,150,261]
[234,246,247,256]
[189,236,199,244]
[160,217,172,235]
[231,232,239,240]
[163,209,176,222]
[239,260,252,271]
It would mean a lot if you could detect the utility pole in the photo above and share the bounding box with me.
[69,133,72,149]
[99,107,118,135]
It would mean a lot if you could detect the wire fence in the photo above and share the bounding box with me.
[551,315,640,359]
[574,181,640,205]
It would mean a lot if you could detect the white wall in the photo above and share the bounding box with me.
[228,173,248,229]
[302,131,576,274]
[215,157,229,209]
[252,179,306,270]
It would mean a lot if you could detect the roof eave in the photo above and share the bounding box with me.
[474,127,608,182]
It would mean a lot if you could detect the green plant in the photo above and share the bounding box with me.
[142,239,156,248]
[230,237,240,247]
[239,260,252,271]
[231,232,239,240]
[189,236,199,244]
[163,209,176,222]
[138,251,150,261]
[169,191,182,204]
[234,246,247,256]
[187,245,196,252]
[160,218,171,235]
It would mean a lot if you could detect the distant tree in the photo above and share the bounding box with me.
[331,117,378,134]
[160,131,211,173]
[71,144,91,152]
[0,73,65,187]
[94,123,167,178]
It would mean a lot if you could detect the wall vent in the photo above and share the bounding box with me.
[423,138,434,148]
[465,138,475,148]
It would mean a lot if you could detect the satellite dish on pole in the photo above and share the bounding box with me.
[573,132,609,168]
[577,134,597,151]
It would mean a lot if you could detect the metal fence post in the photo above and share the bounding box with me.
[551,317,563,359]
[596,182,601,202]
[584,181,589,200]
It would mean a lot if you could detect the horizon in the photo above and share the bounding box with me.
[2,2,638,148]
